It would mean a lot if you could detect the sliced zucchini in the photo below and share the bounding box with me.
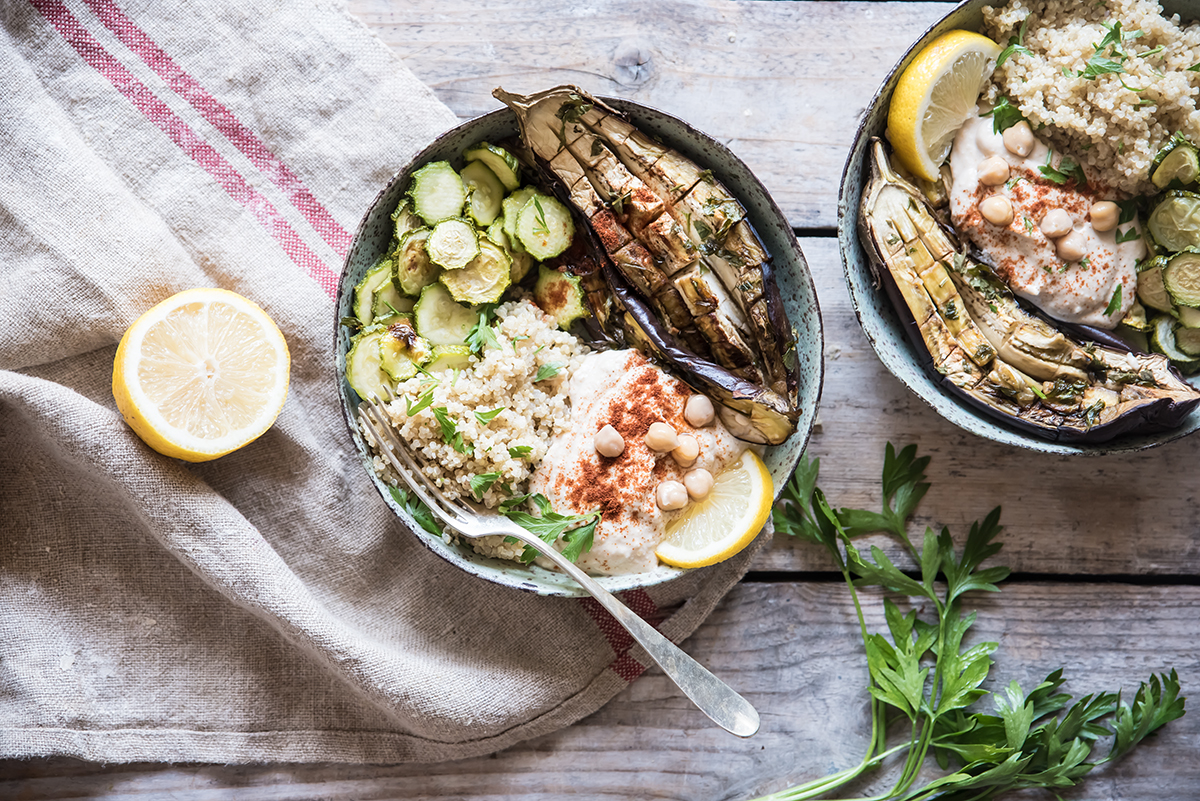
[516,194,575,260]
[502,187,537,252]
[427,218,479,271]
[392,198,423,240]
[1150,315,1200,371]
[1147,190,1200,252]
[1179,305,1200,328]
[464,142,522,191]
[1151,134,1200,189]
[485,219,509,249]
[533,264,589,329]
[1137,257,1175,313]
[408,161,466,225]
[1120,299,1151,332]
[371,273,414,319]
[425,344,473,372]
[379,316,433,381]
[510,250,535,284]
[461,160,505,227]
[413,282,478,347]
[1163,250,1200,307]
[394,228,439,296]
[1177,326,1200,356]
[354,257,396,325]
[440,238,512,304]
[346,328,393,401]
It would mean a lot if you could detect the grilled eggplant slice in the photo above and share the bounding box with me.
[496,85,800,444]
[860,137,1200,442]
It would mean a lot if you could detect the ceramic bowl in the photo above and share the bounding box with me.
[336,97,824,597]
[838,0,1200,455]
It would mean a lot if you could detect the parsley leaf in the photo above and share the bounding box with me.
[430,406,468,453]
[1116,226,1142,244]
[1039,149,1087,185]
[981,96,1026,134]
[468,471,502,500]
[534,362,563,382]
[405,388,435,417]
[386,485,440,535]
[466,304,500,356]
[508,445,533,458]
[996,16,1032,67]
[474,407,505,425]
[500,493,599,564]
[1105,284,1124,316]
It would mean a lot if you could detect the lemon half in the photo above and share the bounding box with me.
[112,288,290,462]
[655,450,774,569]
[887,30,1001,182]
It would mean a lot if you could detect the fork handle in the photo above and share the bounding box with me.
[508,528,760,738]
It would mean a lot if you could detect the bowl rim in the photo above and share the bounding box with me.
[335,95,825,595]
[836,0,1200,456]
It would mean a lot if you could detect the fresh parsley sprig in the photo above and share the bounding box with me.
[466,304,500,356]
[754,443,1185,801]
[996,16,1032,67]
[980,96,1026,135]
[1039,149,1087,186]
[500,493,599,564]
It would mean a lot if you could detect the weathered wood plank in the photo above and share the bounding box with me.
[1,581,1195,799]
[347,0,951,229]
[757,237,1200,576]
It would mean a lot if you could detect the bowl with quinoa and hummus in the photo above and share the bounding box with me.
[335,88,823,596]
[840,0,1200,454]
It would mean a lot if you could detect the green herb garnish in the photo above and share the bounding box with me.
[468,471,502,500]
[431,406,468,453]
[1039,149,1087,185]
[535,363,563,382]
[532,197,550,235]
[981,96,1026,134]
[1105,284,1124,316]
[474,407,505,425]
[508,445,533,458]
[387,485,440,535]
[996,16,1032,66]
[466,304,500,356]
[405,388,435,417]
[501,493,599,564]
[1116,226,1142,244]
[757,444,1186,801]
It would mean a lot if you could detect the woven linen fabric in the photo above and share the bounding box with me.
[0,0,770,763]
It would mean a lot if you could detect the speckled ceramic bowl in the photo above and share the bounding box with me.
[838,0,1200,455]
[336,98,823,597]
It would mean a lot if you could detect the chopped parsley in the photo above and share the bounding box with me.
[500,493,599,564]
[996,16,1033,66]
[1116,226,1142,244]
[1117,198,1140,225]
[387,485,440,535]
[981,96,1026,134]
[534,362,563,382]
[508,445,533,458]
[405,388,435,416]
[474,407,506,425]
[468,471,503,500]
[1105,284,1124,317]
[431,406,468,453]
[1039,149,1087,185]
[466,304,500,355]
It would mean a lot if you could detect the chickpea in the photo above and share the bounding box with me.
[979,196,1013,227]
[672,434,700,466]
[1003,121,1035,158]
[683,468,714,501]
[684,394,715,427]
[645,422,680,452]
[1040,208,1073,239]
[1057,231,1088,263]
[977,155,1011,186]
[656,480,689,511]
[1090,200,1120,233]
[593,424,625,458]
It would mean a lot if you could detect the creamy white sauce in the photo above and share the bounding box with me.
[530,349,745,576]
[949,113,1145,329]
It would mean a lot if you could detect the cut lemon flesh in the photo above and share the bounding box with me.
[112,288,290,462]
[655,450,773,569]
[887,30,1001,182]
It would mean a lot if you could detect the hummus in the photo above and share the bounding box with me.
[949,113,1145,329]
[530,348,746,575]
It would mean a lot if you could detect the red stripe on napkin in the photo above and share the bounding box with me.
[579,590,666,683]
[31,0,341,298]
[82,0,353,260]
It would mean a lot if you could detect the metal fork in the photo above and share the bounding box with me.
[358,392,760,738]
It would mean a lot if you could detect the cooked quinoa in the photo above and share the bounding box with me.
[983,0,1200,194]
[365,296,589,514]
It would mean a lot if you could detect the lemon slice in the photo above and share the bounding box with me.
[112,288,290,462]
[655,450,773,569]
[887,30,1001,182]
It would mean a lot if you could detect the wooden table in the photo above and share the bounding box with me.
[5,1,1198,797]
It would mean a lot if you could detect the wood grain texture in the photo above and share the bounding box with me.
[1,581,1195,799]
[756,238,1200,576]
[347,0,950,229]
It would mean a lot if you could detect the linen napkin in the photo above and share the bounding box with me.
[0,0,769,763]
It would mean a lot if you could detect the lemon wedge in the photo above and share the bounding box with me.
[112,288,290,462]
[887,30,1001,182]
[655,450,773,569]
